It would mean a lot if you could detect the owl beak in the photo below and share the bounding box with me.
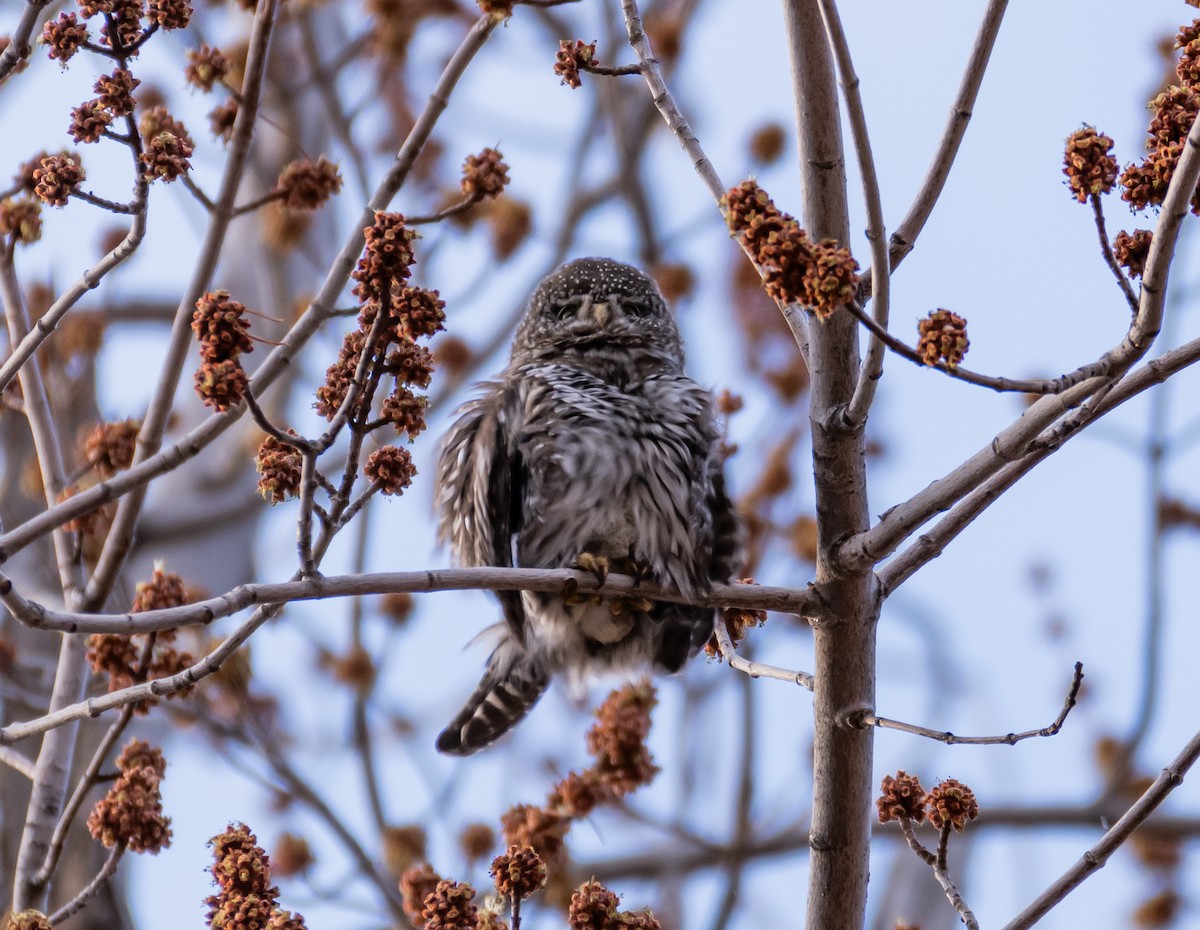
[589,301,612,328]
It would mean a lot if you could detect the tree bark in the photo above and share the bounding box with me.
[782,3,879,928]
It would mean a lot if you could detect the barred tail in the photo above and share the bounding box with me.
[436,646,550,755]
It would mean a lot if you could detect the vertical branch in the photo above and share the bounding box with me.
[782,3,878,930]
[81,0,282,612]
[0,251,93,913]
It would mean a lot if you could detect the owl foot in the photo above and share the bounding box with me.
[609,594,655,616]
[565,551,609,605]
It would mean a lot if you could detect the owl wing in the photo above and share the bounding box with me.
[434,383,528,640]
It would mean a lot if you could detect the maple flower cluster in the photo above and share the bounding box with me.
[192,289,253,413]
[722,180,859,319]
[86,739,172,853]
[86,564,196,712]
[205,823,307,930]
[877,770,980,833]
[916,308,970,369]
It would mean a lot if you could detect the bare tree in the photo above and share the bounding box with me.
[0,2,1197,929]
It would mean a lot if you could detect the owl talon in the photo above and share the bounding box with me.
[573,551,610,587]
[608,594,655,616]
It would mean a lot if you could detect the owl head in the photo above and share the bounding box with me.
[510,257,685,373]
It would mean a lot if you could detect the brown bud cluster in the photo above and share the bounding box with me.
[422,880,478,930]
[723,180,858,318]
[69,99,112,144]
[400,863,444,928]
[139,106,194,182]
[500,804,569,866]
[460,823,496,863]
[87,564,195,711]
[1114,228,1153,278]
[95,68,139,116]
[477,0,514,16]
[499,683,662,885]
[205,823,307,930]
[185,44,230,92]
[275,156,343,210]
[148,0,193,30]
[490,845,547,901]
[586,680,660,795]
[876,770,927,825]
[568,880,661,930]
[86,739,172,853]
[364,446,416,495]
[916,309,969,369]
[1122,82,1200,213]
[706,595,767,659]
[255,433,303,504]
[314,213,438,497]
[925,778,979,832]
[209,98,239,143]
[32,153,84,207]
[461,148,510,200]
[1179,19,1200,86]
[41,12,89,64]
[192,290,253,412]
[555,39,597,89]
[1062,126,1119,203]
[6,911,53,930]
[0,198,43,244]
[85,418,140,477]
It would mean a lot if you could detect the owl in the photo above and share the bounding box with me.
[433,257,740,754]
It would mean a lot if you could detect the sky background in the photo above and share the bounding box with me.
[3,1,1199,928]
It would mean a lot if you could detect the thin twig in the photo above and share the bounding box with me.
[620,0,725,201]
[1002,726,1200,930]
[406,192,483,225]
[843,299,1103,395]
[0,0,53,86]
[46,843,125,925]
[1091,195,1139,313]
[878,334,1200,592]
[859,0,1009,292]
[712,615,814,689]
[582,62,643,78]
[855,661,1083,745]
[82,0,283,612]
[815,0,890,425]
[897,820,979,929]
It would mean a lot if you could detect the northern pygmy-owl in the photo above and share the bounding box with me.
[434,257,740,754]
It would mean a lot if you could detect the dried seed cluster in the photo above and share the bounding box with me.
[1062,126,1119,203]
[498,682,661,888]
[86,739,172,853]
[185,44,230,92]
[460,148,510,200]
[489,845,547,901]
[274,156,343,210]
[555,40,597,89]
[85,418,140,477]
[568,880,661,930]
[876,770,926,825]
[723,180,858,318]
[1121,25,1200,214]
[916,309,969,369]
[877,771,979,833]
[192,289,253,412]
[255,433,303,504]
[32,153,84,207]
[205,823,307,930]
[1114,228,1153,278]
[87,564,195,712]
[0,198,43,244]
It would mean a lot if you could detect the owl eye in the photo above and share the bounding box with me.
[621,297,654,317]
[547,297,583,321]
